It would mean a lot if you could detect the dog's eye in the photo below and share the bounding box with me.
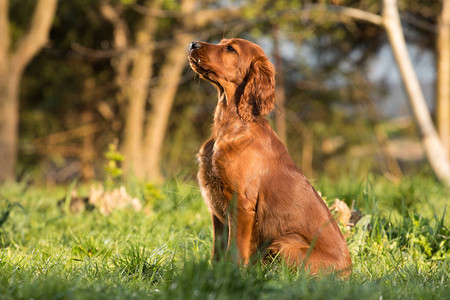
[226,45,236,53]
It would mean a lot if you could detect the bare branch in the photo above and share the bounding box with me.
[296,4,383,26]
[12,0,58,73]
[99,0,131,89]
[400,11,437,33]
[193,4,383,32]
[132,3,181,18]
[71,43,122,59]
[99,1,130,49]
[34,123,103,146]
[192,7,242,28]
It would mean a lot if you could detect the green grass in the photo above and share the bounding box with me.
[0,175,449,299]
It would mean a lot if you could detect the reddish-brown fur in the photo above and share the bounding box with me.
[188,38,352,277]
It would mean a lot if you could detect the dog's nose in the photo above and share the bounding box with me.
[190,41,201,50]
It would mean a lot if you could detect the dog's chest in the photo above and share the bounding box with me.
[197,138,228,221]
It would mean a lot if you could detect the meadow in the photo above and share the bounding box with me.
[0,174,448,299]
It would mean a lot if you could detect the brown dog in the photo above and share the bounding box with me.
[188,38,351,276]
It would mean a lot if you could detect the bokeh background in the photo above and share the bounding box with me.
[0,0,449,187]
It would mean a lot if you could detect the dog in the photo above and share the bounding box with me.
[189,38,351,276]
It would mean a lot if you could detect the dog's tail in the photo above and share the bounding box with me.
[267,233,351,278]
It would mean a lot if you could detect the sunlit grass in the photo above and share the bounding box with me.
[0,174,448,299]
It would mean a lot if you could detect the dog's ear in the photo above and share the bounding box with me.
[238,56,276,122]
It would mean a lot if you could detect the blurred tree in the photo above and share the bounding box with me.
[100,0,240,181]
[0,0,58,181]
[143,0,242,181]
[19,0,120,183]
[383,0,450,186]
[100,0,161,179]
[436,0,450,156]
[142,0,196,181]
[273,25,288,145]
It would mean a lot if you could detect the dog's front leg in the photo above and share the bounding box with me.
[226,195,257,265]
[211,214,228,261]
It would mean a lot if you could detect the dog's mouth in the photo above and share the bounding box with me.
[189,56,210,76]
[188,55,224,96]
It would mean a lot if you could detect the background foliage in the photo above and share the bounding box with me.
[6,0,444,182]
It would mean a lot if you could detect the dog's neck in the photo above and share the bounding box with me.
[212,85,243,139]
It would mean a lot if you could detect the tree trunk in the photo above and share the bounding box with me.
[0,72,19,181]
[0,0,58,182]
[383,0,450,186]
[0,1,9,69]
[142,0,195,181]
[437,0,450,155]
[121,0,161,179]
[272,25,287,145]
[99,0,130,106]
